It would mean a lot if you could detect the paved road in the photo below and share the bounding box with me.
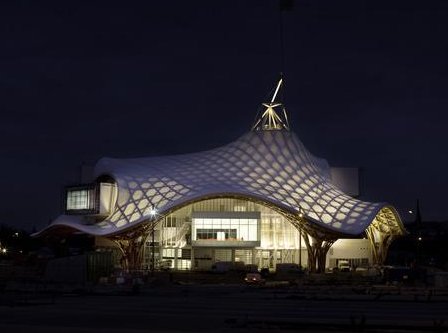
[0,285,447,332]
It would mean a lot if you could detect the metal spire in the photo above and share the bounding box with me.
[252,77,290,131]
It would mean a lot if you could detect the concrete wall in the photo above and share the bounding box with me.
[327,238,372,269]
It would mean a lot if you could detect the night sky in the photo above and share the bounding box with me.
[1,0,447,231]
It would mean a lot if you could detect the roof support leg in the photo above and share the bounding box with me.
[366,226,394,266]
[366,206,406,266]
[302,232,335,273]
[112,234,146,273]
[286,215,337,273]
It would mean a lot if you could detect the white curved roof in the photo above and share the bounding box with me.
[41,129,399,237]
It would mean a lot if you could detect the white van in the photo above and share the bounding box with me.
[338,260,351,272]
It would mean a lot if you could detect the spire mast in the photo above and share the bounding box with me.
[271,77,283,103]
[252,76,290,131]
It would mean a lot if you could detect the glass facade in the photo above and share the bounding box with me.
[192,216,258,243]
[144,197,307,271]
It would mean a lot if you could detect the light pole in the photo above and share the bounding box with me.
[298,210,304,269]
[151,226,155,276]
[299,227,302,268]
[148,207,158,277]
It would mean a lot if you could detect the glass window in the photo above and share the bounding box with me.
[165,216,177,227]
[66,189,90,210]
[193,217,258,242]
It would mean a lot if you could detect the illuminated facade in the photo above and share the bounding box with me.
[37,79,405,272]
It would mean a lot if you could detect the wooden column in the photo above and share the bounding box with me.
[302,232,335,273]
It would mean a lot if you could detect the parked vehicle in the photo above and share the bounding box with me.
[338,260,351,272]
[158,259,172,271]
[276,263,302,273]
[211,261,246,273]
[244,273,265,285]
[244,264,259,273]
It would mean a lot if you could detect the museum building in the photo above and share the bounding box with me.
[37,79,405,273]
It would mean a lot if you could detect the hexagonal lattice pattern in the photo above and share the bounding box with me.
[42,130,401,237]
[65,129,392,235]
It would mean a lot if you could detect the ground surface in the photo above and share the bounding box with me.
[1,284,447,332]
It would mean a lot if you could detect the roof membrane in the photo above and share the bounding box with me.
[40,129,401,237]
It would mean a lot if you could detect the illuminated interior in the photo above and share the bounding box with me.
[145,198,307,271]
[65,183,117,216]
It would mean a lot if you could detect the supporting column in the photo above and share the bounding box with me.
[111,223,156,273]
[302,232,335,273]
[299,227,302,268]
[281,212,337,273]
[174,248,178,270]
[113,235,146,273]
[366,207,406,266]
[366,226,394,265]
